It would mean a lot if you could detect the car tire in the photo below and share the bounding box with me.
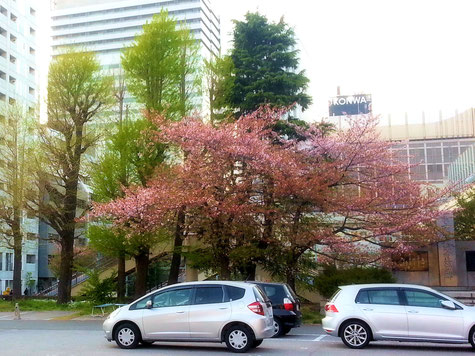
[114,323,141,349]
[253,339,263,348]
[340,321,371,349]
[224,325,254,353]
[272,318,283,337]
[282,326,292,335]
[469,328,475,348]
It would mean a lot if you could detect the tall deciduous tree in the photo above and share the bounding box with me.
[36,49,113,304]
[0,104,37,297]
[91,109,449,290]
[230,12,312,116]
[121,11,201,289]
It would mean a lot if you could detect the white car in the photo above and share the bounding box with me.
[103,281,274,353]
[322,283,475,349]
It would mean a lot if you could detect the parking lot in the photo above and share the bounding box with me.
[0,321,473,356]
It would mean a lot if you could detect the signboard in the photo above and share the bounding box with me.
[329,94,372,116]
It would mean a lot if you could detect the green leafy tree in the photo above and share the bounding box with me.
[204,55,235,124]
[121,11,201,288]
[0,103,37,298]
[455,189,475,239]
[35,49,113,304]
[229,12,312,116]
[121,10,201,118]
[81,269,117,304]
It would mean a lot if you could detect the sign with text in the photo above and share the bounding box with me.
[329,94,372,116]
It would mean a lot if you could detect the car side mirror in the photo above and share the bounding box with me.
[145,300,153,309]
[441,300,456,310]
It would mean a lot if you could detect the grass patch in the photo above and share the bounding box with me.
[0,299,95,315]
[301,304,323,324]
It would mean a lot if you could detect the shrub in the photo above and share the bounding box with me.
[81,269,117,304]
[314,266,395,299]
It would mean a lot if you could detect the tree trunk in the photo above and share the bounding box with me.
[134,248,149,299]
[168,209,185,285]
[117,254,126,301]
[12,223,22,298]
[286,272,296,292]
[57,234,74,304]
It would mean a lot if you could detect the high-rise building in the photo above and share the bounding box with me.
[51,0,220,112]
[0,0,39,294]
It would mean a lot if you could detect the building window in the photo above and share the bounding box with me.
[466,251,475,271]
[10,34,16,43]
[9,76,15,84]
[30,27,35,36]
[0,49,5,58]
[0,27,6,36]
[26,255,36,264]
[9,97,15,105]
[0,6,6,16]
[29,87,34,95]
[0,252,2,270]
[6,253,13,271]
[10,55,16,64]
[5,280,12,289]
[0,93,5,101]
[30,7,36,16]
[10,13,17,22]
[29,67,35,75]
[30,47,35,55]
[47,255,54,265]
[0,71,5,80]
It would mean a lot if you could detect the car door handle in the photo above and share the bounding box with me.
[219,307,229,310]
[407,310,419,314]
[176,311,185,314]
[362,308,373,311]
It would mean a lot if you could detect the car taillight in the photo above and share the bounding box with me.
[325,303,339,313]
[248,301,265,316]
[283,297,294,311]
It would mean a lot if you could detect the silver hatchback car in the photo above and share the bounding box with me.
[323,283,475,349]
[103,281,274,353]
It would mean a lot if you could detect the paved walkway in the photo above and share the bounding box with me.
[0,310,106,321]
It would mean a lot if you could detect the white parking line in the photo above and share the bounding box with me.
[313,335,326,342]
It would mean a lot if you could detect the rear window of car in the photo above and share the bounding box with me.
[253,285,270,302]
[261,285,287,305]
[225,286,245,301]
[330,289,342,302]
[356,289,401,305]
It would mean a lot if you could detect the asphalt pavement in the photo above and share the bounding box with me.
[0,321,473,355]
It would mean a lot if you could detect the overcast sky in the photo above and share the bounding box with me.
[39,1,475,125]
[214,0,475,124]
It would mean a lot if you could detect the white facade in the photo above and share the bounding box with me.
[0,0,39,294]
[51,0,220,114]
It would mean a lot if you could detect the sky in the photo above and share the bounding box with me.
[214,0,475,124]
[38,0,475,125]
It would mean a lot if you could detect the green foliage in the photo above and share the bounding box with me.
[455,189,475,239]
[314,266,395,299]
[121,10,201,117]
[81,269,117,304]
[230,12,311,115]
[204,55,235,124]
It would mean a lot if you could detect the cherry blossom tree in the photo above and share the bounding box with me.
[90,108,450,289]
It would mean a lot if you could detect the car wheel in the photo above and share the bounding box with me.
[341,321,370,349]
[114,323,141,349]
[272,318,283,337]
[225,325,254,353]
[253,339,263,348]
[469,328,475,348]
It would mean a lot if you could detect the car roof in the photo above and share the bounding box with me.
[339,283,437,292]
[160,280,253,289]
[246,281,287,287]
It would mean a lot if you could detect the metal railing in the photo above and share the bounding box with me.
[35,255,117,297]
